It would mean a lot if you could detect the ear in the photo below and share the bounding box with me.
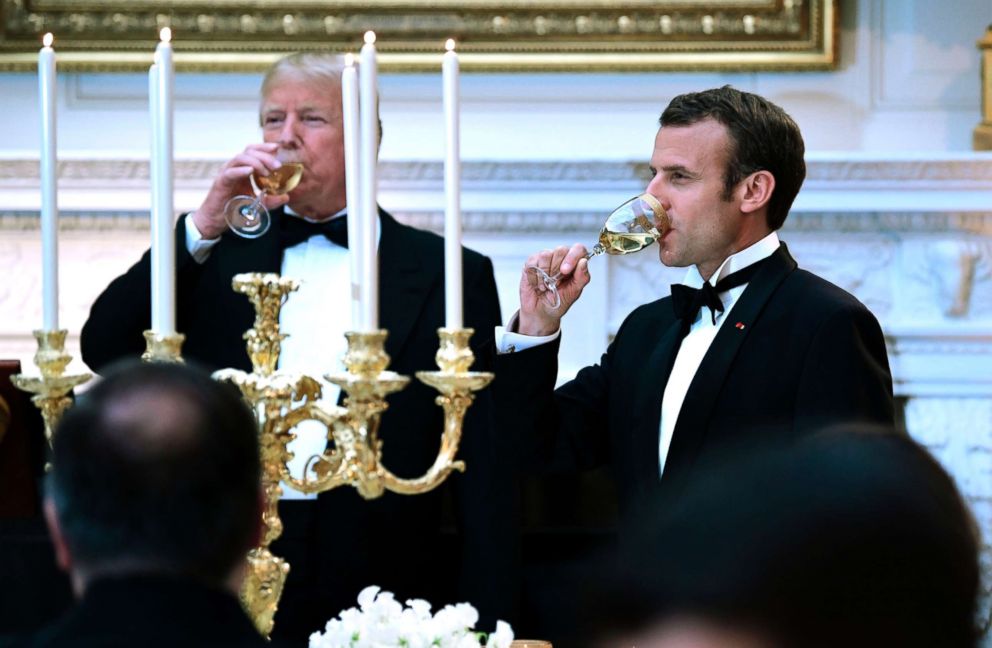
[738,169,775,215]
[43,498,73,574]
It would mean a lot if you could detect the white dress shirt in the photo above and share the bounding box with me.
[492,232,781,478]
[186,208,364,499]
[658,232,780,475]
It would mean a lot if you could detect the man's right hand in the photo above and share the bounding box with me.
[517,244,591,336]
[191,143,291,240]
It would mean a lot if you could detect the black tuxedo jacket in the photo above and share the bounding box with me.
[80,209,515,635]
[495,243,895,516]
[22,575,270,647]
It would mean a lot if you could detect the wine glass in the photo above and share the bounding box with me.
[223,161,305,238]
[528,193,669,309]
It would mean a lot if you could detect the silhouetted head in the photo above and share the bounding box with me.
[46,361,261,594]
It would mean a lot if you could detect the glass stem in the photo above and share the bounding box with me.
[245,190,268,221]
[548,243,604,282]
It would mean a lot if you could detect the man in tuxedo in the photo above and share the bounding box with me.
[80,53,513,639]
[26,362,269,647]
[495,86,895,516]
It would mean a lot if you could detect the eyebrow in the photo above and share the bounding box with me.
[659,163,700,177]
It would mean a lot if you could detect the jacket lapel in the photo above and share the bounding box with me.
[212,211,284,279]
[661,244,797,490]
[629,316,684,495]
[377,210,440,361]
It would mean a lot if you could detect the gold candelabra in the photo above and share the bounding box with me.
[213,272,494,636]
[11,330,91,460]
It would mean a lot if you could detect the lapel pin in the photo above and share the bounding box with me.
[735,322,746,330]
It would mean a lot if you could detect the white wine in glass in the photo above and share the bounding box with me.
[528,193,670,309]
[223,162,305,238]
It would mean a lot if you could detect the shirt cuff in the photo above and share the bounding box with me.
[185,213,221,264]
[495,312,560,354]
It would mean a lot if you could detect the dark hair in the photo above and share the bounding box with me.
[660,85,806,231]
[48,361,260,586]
[589,428,981,648]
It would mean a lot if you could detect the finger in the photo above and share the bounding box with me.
[559,243,589,276]
[548,246,570,275]
[229,151,282,178]
[530,249,555,274]
[574,257,592,286]
[245,142,279,154]
[216,166,258,194]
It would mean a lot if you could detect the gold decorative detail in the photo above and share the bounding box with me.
[234,273,300,376]
[141,330,186,363]
[974,25,992,150]
[212,272,493,635]
[0,0,838,72]
[11,330,92,459]
[241,547,290,639]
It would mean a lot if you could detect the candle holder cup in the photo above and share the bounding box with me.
[12,330,92,463]
[141,330,186,363]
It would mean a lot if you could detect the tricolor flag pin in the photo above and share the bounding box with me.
[735,322,746,330]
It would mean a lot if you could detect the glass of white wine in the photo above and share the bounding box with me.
[528,193,669,309]
[223,160,305,239]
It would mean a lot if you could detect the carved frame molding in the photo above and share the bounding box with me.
[0,0,838,72]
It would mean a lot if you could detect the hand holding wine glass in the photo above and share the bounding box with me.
[517,193,670,336]
[223,149,304,239]
[518,243,592,336]
[190,144,296,240]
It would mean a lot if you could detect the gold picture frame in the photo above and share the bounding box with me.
[0,0,837,72]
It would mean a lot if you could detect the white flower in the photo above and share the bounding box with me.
[357,585,381,611]
[486,621,514,648]
[309,588,512,648]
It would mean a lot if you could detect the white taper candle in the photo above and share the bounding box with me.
[39,33,58,331]
[359,31,379,332]
[342,53,362,330]
[148,61,161,335]
[152,28,176,335]
[442,38,463,329]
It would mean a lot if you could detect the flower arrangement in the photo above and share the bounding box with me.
[309,586,514,648]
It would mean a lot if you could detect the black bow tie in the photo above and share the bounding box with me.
[671,257,767,329]
[278,214,348,249]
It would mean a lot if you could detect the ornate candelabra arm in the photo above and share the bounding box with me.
[322,330,413,500]
[384,328,493,496]
[12,330,92,458]
[275,402,349,494]
[141,330,185,363]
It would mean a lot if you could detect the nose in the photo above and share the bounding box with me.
[645,176,670,212]
[277,114,301,149]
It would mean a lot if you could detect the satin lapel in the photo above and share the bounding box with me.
[661,244,797,490]
[377,210,439,361]
[629,314,683,493]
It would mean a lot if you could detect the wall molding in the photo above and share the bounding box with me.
[3,156,992,185]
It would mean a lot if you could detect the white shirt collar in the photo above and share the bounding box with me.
[284,205,347,224]
[681,231,781,289]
